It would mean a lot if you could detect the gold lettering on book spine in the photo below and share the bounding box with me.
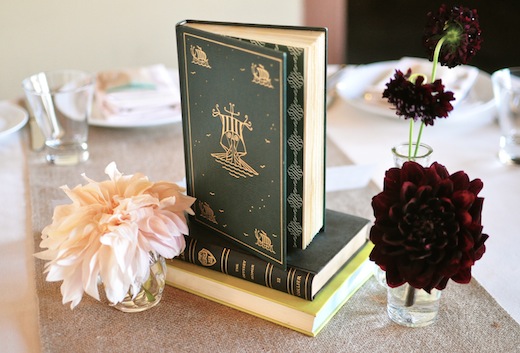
[211,103,258,178]
[251,63,273,88]
[254,228,275,254]
[190,45,211,68]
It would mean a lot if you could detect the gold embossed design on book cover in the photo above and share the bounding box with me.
[211,103,258,178]
[190,45,211,68]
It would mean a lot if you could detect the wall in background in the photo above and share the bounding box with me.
[0,0,303,100]
[346,0,520,73]
[304,0,346,64]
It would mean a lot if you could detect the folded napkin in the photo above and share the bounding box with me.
[365,57,479,107]
[94,64,181,123]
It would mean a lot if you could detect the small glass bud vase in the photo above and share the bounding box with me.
[110,253,167,313]
[373,264,388,288]
[374,142,435,287]
[392,142,433,168]
[387,283,442,327]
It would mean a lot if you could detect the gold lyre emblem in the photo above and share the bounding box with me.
[211,103,258,178]
[198,248,217,267]
[190,45,211,68]
[199,201,217,224]
[255,228,275,254]
[251,63,274,88]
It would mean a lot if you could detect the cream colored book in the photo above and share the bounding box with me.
[166,243,373,336]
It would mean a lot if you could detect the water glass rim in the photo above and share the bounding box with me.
[22,69,95,95]
[493,67,520,74]
[392,142,433,159]
[491,67,520,89]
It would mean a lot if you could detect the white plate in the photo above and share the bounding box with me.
[336,59,496,122]
[0,102,29,139]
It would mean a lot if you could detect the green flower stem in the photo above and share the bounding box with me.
[405,285,416,307]
[142,274,156,302]
[411,34,447,158]
[413,122,425,157]
[430,36,446,82]
[408,119,414,159]
[143,286,156,302]
[409,73,428,83]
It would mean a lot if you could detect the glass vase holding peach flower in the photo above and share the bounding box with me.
[109,252,167,312]
[35,162,195,312]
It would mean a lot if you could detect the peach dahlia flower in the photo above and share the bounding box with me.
[35,162,195,308]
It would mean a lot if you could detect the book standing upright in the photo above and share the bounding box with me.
[176,20,327,268]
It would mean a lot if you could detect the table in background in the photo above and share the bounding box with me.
[1,92,520,352]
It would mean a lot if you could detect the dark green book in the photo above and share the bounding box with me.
[176,20,327,268]
[174,209,370,300]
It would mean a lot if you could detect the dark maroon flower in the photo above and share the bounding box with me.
[369,161,488,292]
[423,4,482,68]
[382,69,455,125]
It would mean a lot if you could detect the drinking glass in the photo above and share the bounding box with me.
[492,67,520,165]
[23,70,94,165]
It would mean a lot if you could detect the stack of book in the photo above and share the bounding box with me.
[166,20,373,336]
[166,210,372,336]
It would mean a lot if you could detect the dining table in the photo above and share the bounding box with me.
[1,64,520,353]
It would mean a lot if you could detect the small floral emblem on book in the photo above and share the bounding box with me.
[198,248,217,267]
[255,228,275,254]
[251,63,274,88]
[190,45,211,68]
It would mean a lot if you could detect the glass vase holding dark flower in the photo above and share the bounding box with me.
[371,4,487,327]
[370,162,488,327]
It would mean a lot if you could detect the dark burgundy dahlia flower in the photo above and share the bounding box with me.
[423,4,482,68]
[382,69,455,125]
[369,161,488,292]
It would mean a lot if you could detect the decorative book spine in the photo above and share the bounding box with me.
[244,40,306,248]
[176,235,315,300]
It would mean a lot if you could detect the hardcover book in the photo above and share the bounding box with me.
[176,20,327,268]
[177,209,369,300]
[166,243,373,336]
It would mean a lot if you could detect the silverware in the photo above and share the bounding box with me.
[326,65,350,109]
